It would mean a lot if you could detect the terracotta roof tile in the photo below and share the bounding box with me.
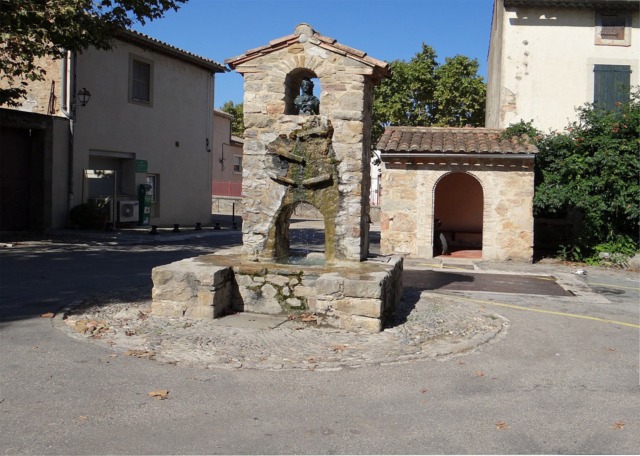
[504,0,637,10]
[377,127,538,155]
[225,24,389,80]
[118,29,226,73]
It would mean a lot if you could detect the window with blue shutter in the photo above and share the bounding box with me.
[593,65,631,109]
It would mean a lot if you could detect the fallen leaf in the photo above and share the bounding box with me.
[148,389,169,400]
[40,312,55,318]
[124,350,156,359]
[331,344,348,352]
[607,347,617,352]
[457,360,466,365]
[496,420,509,430]
[300,314,317,322]
[613,420,624,430]
[475,370,485,377]
[108,354,118,358]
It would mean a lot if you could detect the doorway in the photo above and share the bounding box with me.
[433,172,483,257]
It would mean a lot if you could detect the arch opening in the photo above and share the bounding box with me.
[433,172,483,258]
[284,68,321,115]
[273,201,328,265]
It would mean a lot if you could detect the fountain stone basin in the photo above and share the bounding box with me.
[151,251,403,333]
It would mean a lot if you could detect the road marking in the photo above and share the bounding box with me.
[449,295,640,329]
[589,282,640,292]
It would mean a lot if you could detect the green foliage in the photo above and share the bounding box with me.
[372,44,486,143]
[433,55,486,127]
[220,100,244,137]
[585,235,638,267]
[504,92,640,261]
[0,0,186,106]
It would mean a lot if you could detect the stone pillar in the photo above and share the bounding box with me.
[226,24,388,262]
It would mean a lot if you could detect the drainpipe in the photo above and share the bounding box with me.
[208,73,214,211]
[61,51,75,214]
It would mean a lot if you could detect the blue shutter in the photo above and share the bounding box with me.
[594,65,631,109]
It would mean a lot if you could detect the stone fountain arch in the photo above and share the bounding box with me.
[152,25,403,333]
[226,23,390,263]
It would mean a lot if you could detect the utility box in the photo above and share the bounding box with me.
[138,184,152,226]
[118,201,139,223]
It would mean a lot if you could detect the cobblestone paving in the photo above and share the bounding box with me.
[56,286,508,371]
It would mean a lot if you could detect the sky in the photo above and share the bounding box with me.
[133,0,495,108]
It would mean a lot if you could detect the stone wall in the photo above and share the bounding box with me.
[232,25,378,262]
[151,253,403,333]
[381,160,534,262]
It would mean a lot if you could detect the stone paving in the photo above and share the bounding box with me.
[54,284,507,371]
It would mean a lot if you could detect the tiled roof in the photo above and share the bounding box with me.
[225,23,389,81]
[504,0,638,10]
[118,29,226,73]
[377,127,538,155]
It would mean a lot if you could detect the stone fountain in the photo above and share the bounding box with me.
[151,24,403,332]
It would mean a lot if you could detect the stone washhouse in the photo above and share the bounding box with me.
[151,24,403,333]
[377,126,538,261]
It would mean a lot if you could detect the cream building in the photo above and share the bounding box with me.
[1,30,226,230]
[486,0,639,131]
[211,109,243,214]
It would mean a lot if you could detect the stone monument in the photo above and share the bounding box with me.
[151,24,403,332]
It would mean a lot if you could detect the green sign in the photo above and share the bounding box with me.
[135,160,148,173]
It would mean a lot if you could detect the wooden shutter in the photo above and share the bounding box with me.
[594,65,631,109]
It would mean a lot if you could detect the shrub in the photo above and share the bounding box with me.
[503,91,640,261]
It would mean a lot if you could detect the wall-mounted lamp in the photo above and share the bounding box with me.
[77,87,91,107]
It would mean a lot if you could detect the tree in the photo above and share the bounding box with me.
[372,44,486,143]
[0,0,186,106]
[503,92,640,261]
[220,100,244,137]
[433,55,486,127]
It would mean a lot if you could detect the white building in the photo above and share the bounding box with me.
[486,0,639,131]
[1,30,226,230]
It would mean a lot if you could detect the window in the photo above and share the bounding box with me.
[595,11,631,46]
[594,65,631,109]
[129,56,153,105]
[233,156,242,174]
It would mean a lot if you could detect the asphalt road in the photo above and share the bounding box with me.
[1,230,638,454]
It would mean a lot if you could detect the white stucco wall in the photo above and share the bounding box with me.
[72,41,215,226]
[487,4,640,131]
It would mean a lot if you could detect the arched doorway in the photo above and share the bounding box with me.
[271,201,330,264]
[433,172,483,257]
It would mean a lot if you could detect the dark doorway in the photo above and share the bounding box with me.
[0,126,45,231]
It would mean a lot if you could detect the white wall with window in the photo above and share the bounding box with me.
[71,31,225,226]
[486,1,639,131]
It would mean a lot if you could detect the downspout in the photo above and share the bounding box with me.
[208,72,214,201]
[61,51,76,215]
